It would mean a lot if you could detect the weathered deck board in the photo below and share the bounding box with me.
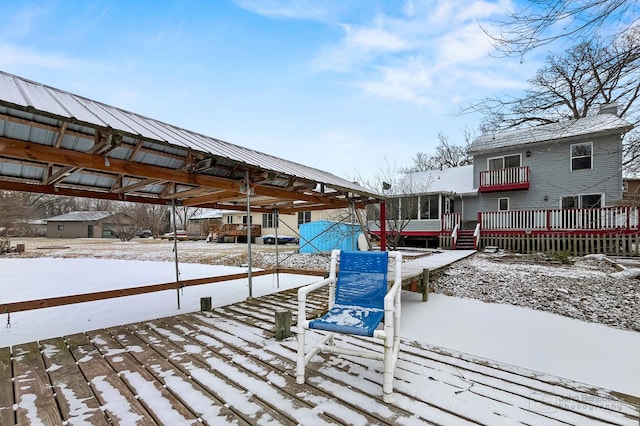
[2,288,638,425]
[85,329,205,425]
[105,324,249,425]
[12,341,63,425]
[0,347,14,425]
[128,319,310,425]
[39,337,109,425]
[64,332,157,425]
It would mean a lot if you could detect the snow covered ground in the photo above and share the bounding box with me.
[1,239,639,398]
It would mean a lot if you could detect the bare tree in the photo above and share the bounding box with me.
[356,159,432,250]
[484,0,639,58]
[0,191,35,237]
[403,130,473,173]
[466,33,640,173]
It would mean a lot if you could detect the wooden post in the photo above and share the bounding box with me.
[422,268,429,302]
[275,310,292,340]
[200,297,212,311]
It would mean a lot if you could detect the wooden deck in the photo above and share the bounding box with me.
[1,287,638,425]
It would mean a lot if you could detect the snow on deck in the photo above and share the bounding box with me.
[401,249,476,275]
[1,288,637,425]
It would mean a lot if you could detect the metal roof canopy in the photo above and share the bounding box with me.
[0,71,383,213]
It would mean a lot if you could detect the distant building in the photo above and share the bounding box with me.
[46,211,130,238]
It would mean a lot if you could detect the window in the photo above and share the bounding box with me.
[488,154,521,170]
[581,194,602,209]
[571,142,592,170]
[366,204,380,221]
[561,194,602,209]
[400,196,419,220]
[420,195,439,219]
[226,216,233,224]
[262,213,278,228]
[297,211,311,226]
[498,198,509,211]
[242,216,253,224]
[57,224,64,230]
[387,198,400,220]
[561,196,578,209]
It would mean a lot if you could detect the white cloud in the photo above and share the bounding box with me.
[343,25,409,52]
[234,0,339,21]
[310,0,524,106]
[0,42,108,72]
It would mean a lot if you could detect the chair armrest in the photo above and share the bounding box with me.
[298,277,335,327]
[384,279,402,312]
[298,277,334,301]
[384,251,403,313]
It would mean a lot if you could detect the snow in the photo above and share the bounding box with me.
[1,258,318,347]
[1,250,639,415]
[401,292,640,397]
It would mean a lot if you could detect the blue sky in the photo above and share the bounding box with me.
[0,0,539,182]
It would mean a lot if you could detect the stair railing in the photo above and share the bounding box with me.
[451,223,459,250]
[473,223,481,250]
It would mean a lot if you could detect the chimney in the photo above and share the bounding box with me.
[599,102,619,116]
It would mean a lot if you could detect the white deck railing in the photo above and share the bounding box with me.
[480,166,529,188]
[442,213,461,231]
[480,206,639,231]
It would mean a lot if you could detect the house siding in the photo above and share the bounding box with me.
[471,133,623,215]
[47,221,96,238]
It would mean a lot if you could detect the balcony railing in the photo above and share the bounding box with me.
[479,166,529,192]
[479,206,639,231]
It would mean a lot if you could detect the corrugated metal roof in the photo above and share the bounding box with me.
[0,70,376,199]
[46,211,112,222]
[401,165,476,195]
[469,114,633,154]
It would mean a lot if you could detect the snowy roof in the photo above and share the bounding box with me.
[469,114,633,154]
[189,209,223,220]
[400,165,476,195]
[46,211,112,222]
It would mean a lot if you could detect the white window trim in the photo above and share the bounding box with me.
[560,193,604,209]
[570,141,593,171]
[498,197,510,211]
[487,153,522,170]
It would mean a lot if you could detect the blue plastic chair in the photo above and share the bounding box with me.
[296,249,403,403]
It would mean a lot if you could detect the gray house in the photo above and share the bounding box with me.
[466,107,632,223]
[46,211,128,238]
[374,105,636,253]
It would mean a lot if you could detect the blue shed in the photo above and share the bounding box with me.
[299,220,363,254]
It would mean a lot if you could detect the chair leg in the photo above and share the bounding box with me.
[382,338,394,403]
[296,328,306,384]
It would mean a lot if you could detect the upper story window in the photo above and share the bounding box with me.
[297,211,311,226]
[262,213,277,228]
[488,154,521,170]
[571,142,592,170]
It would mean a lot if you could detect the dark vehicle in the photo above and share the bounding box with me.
[262,234,298,245]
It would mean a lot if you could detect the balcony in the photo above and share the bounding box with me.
[479,166,529,192]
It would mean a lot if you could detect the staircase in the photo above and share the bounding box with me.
[455,229,476,250]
